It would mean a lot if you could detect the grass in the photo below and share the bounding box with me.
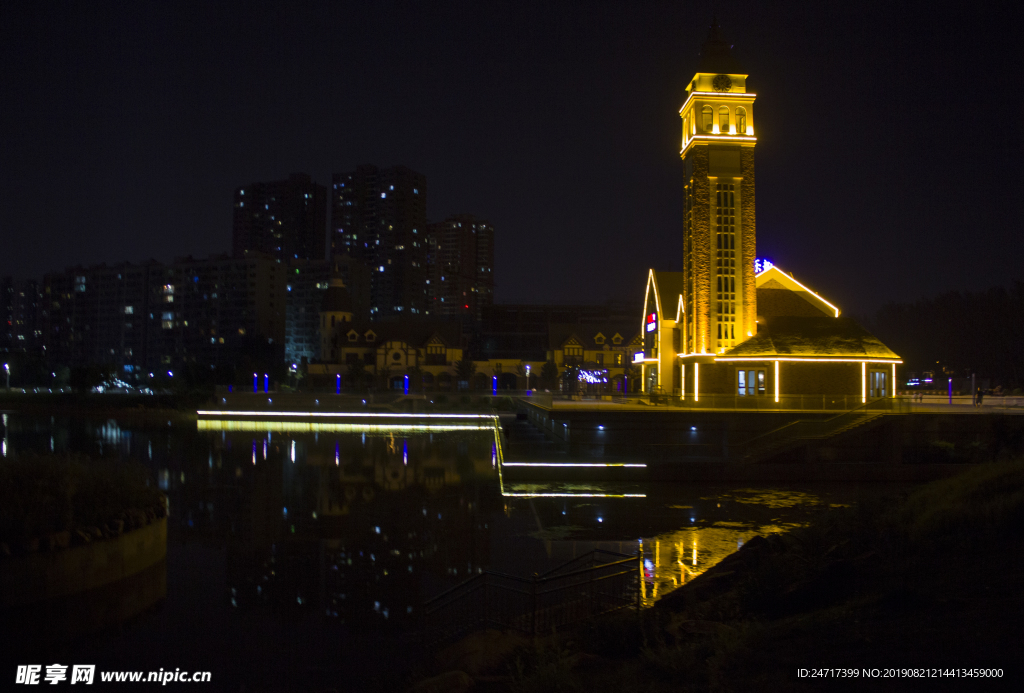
[0,453,164,549]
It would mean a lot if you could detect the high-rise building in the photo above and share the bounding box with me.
[233,173,327,263]
[284,256,371,365]
[426,215,494,322]
[331,165,428,319]
[678,21,757,355]
[42,254,286,378]
[2,277,43,356]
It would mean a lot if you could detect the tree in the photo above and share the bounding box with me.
[540,360,559,390]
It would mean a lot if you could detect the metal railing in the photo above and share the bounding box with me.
[422,549,640,647]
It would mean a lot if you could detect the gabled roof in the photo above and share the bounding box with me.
[645,270,687,323]
[721,316,900,360]
[755,265,839,318]
[336,320,462,348]
[548,323,640,351]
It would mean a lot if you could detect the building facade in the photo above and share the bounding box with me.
[331,165,428,319]
[678,21,757,357]
[233,173,327,263]
[427,215,494,322]
[640,22,901,402]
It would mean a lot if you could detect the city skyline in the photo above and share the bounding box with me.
[2,1,1022,316]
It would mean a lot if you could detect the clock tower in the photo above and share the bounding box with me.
[679,20,757,355]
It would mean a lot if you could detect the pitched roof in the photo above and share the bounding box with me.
[547,323,640,351]
[722,316,900,360]
[694,19,745,75]
[645,270,687,321]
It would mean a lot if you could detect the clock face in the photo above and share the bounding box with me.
[712,74,732,92]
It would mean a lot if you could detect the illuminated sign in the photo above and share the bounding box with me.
[633,351,645,363]
[645,312,657,333]
[754,258,774,274]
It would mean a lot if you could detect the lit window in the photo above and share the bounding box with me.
[736,108,747,135]
[701,105,714,131]
[719,106,730,133]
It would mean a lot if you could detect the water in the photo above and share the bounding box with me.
[0,411,903,687]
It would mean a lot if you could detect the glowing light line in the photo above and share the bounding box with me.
[501,492,647,498]
[197,410,495,419]
[502,462,647,468]
[715,357,901,364]
[678,90,757,114]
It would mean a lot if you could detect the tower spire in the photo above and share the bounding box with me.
[696,18,743,75]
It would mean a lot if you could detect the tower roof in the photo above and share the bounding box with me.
[320,276,352,313]
[694,18,744,75]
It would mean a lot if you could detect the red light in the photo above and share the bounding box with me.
[646,313,656,324]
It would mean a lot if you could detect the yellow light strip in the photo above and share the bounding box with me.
[501,492,647,498]
[715,357,902,364]
[678,91,757,114]
[892,363,896,398]
[502,462,646,468]
[756,267,840,317]
[694,363,700,402]
[197,410,494,419]
[774,360,779,403]
[197,421,491,433]
[675,352,715,358]
[861,362,867,404]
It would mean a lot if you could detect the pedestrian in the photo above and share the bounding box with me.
[976,387,984,407]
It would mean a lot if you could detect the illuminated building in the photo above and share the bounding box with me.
[641,22,900,401]
[331,165,428,319]
[426,215,494,322]
[678,20,757,356]
[232,173,328,263]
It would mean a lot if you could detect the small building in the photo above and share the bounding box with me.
[641,264,901,403]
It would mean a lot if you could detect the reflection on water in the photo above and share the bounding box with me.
[0,410,889,679]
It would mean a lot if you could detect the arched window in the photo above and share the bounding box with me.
[736,108,747,135]
[719,106,730,133]
[701,106,714,132]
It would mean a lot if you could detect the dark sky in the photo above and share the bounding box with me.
[2,0,1021,316]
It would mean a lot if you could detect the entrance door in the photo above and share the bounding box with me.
[869,370,887,398]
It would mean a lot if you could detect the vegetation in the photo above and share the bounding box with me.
[0,454,165,553]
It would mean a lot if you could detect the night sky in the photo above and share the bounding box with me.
[2,0,1021,316]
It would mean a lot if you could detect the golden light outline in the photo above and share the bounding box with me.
[678,91,757,115]
[501,492,647,498]
[715,357,901,363]
[753,267,840,317]
[197,420,492,433]
[197,410,495,419]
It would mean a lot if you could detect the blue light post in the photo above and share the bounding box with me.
[336,374,341,394]
[253,372,258,393]
[403,374,409,395]
[263,374,269,393]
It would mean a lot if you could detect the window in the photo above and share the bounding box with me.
[716,182,738,348]
[736,108,747,135]
[737,369,766,395]
[719,106,730,133]
[701,105,714,132]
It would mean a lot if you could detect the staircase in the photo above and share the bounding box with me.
[739,399,905,463]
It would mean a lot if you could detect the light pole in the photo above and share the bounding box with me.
[4,363,8,391]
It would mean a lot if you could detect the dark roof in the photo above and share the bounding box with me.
[694,19,745,75]
[320,277,352,312]
[341,319,463,348]
[547,323,640,351]
[722,316,900,359]
[649,271,686,318]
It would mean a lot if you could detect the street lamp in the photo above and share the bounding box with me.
[4,363,8,391]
